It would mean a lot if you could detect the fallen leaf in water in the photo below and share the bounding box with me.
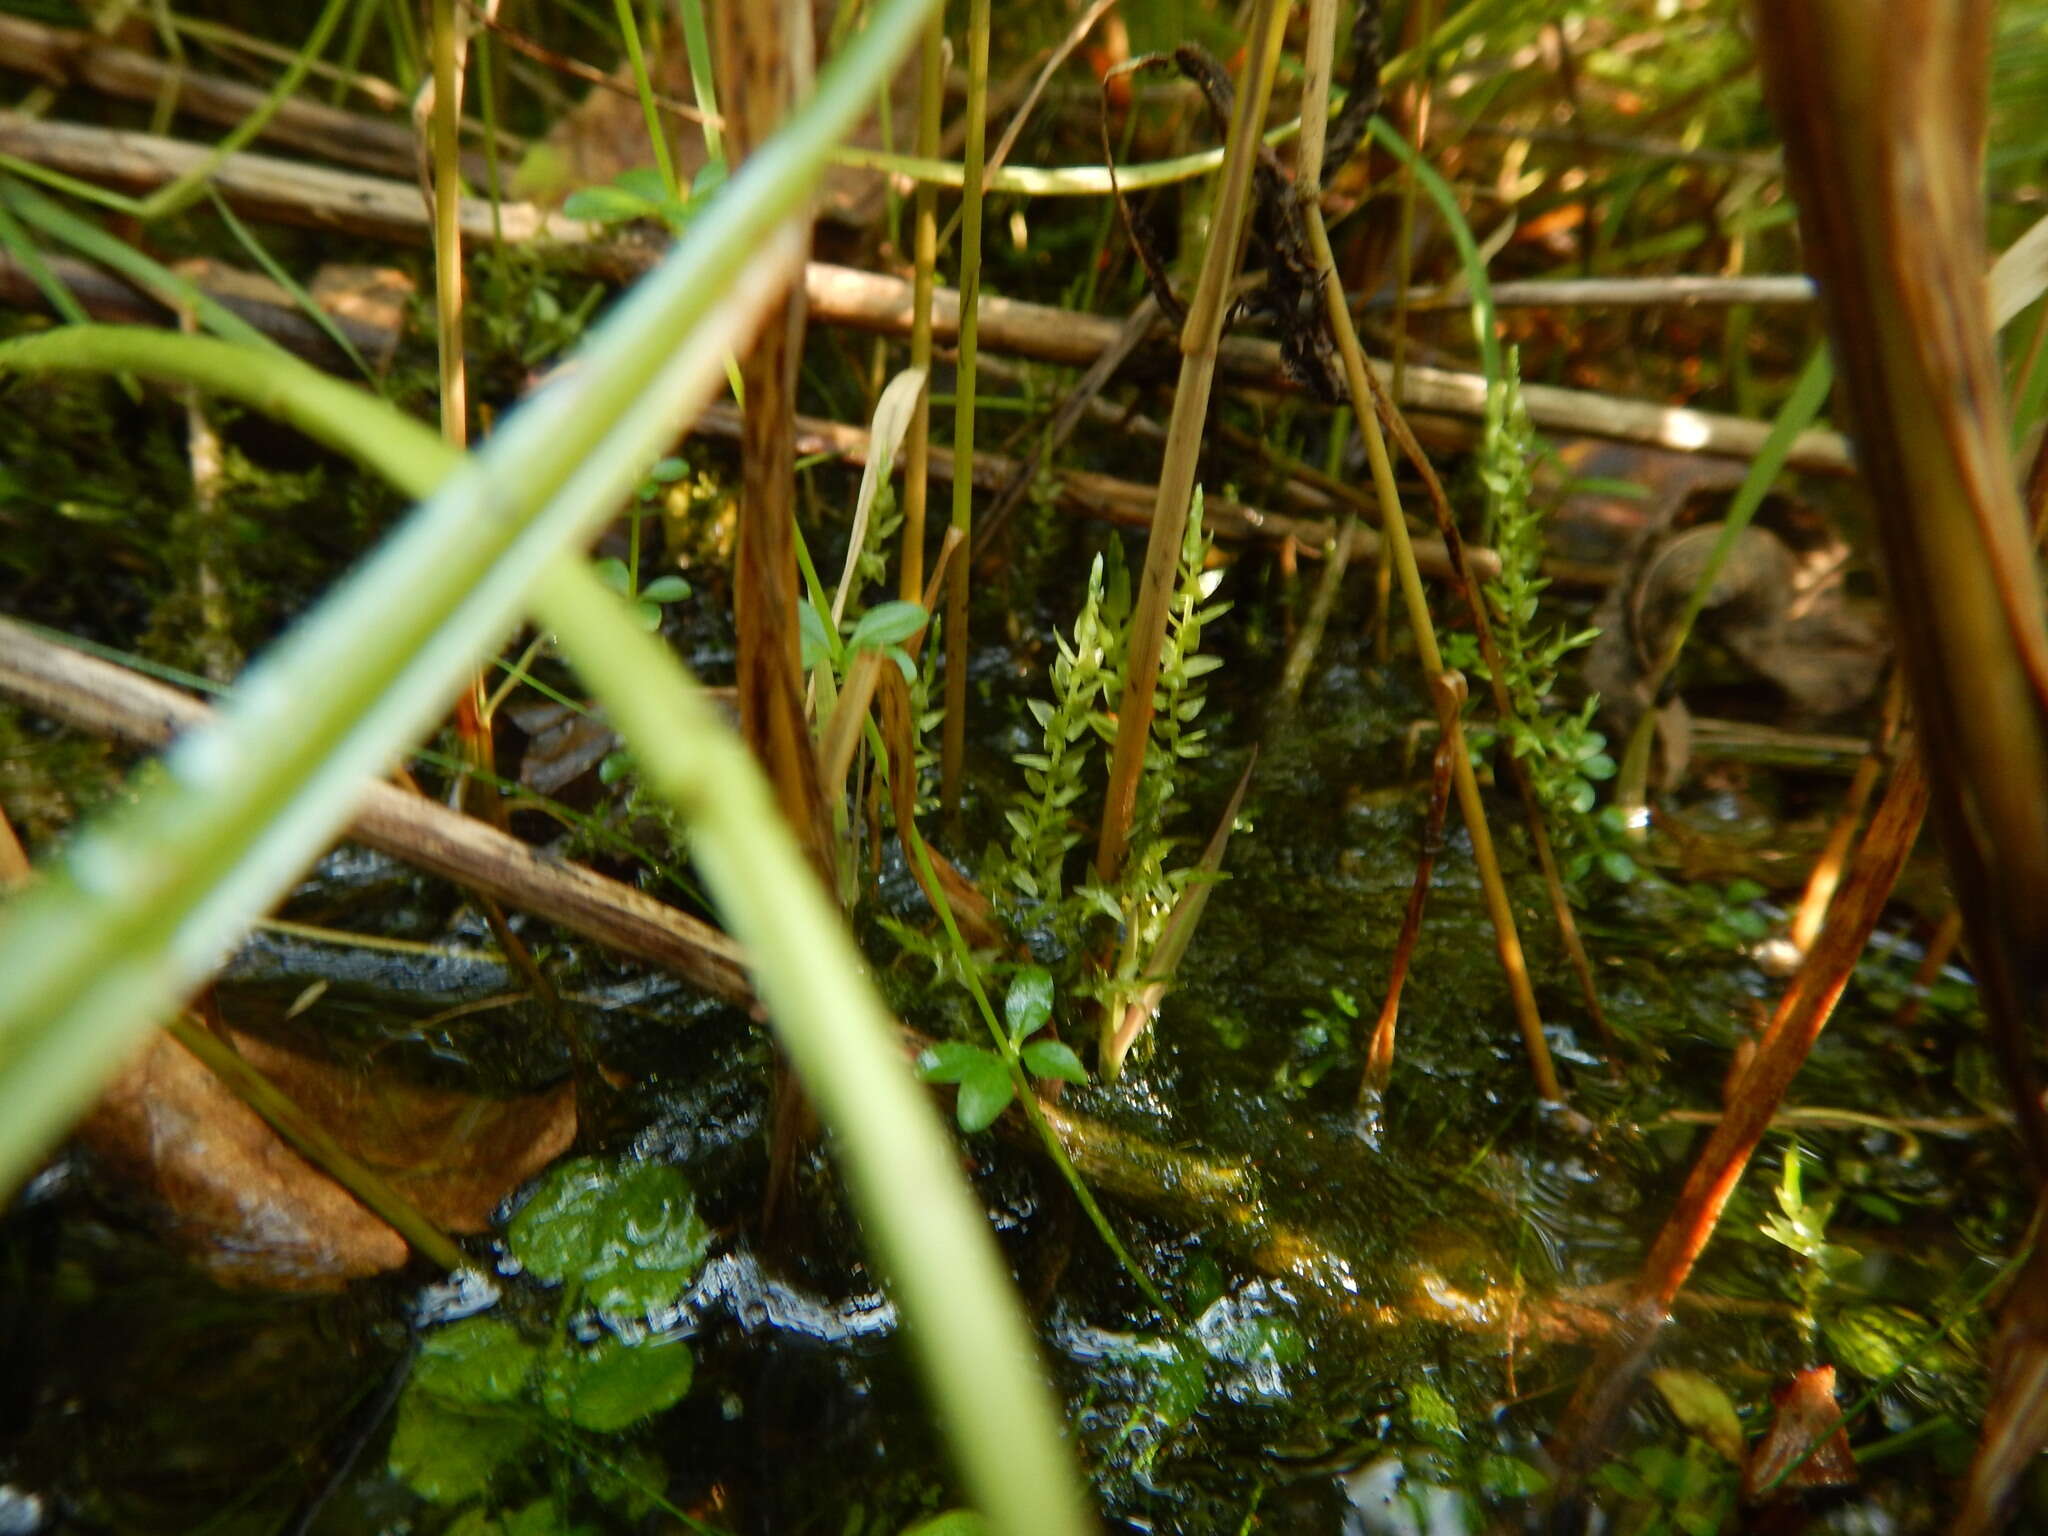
[1583,485,1887,784]
[1743,1363,1858,1502]
[507,698,620,795]
[78,1030,407,1292]
[228,1029,576,1234]
[77,1026,576,1291]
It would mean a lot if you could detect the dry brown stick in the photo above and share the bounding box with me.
[0,112,1857,473]
[1549,742,1930,1494]
[0,617,753,1003]
[0,250,393,365]
[0,12,491,182]
[695,399,1486,581]
[1366,274,1817,312]
[716,0,834,881]
[1357,353,1613,1047]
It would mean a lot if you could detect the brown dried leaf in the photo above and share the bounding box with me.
[78,1030,407,1292]
[77,1027,577,1291]
[228,1029,576,1234]
[1742,1364,1858,1502]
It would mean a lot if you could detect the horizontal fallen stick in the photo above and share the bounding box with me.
[692,401,1491,583]
[0,617,752,1003]
[0,111,1856,474]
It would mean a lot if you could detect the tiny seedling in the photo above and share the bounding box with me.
[564,162,729,235]
[800,596,929,685]
[917,965,1088,1132]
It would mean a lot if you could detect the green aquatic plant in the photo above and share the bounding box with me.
[1000,548,1118,914]
[1444,351,1626,887]
[390,1156,709,1522]
[916,964,1088,1133]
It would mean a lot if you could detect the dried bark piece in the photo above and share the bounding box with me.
[78,1030,408,1292]
[76,1026,577,1291]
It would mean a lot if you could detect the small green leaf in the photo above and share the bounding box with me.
[613,167,671,201]
[633,600,662,631]
[388,1391,535,1505]
[955,1055,1017,1133]
[1406,1378,1462,1438]
[593,556,632,596]
[563,184,664,224]
[1649,1367,1746,1464]
[640,574,691,604]
[889,646,916,684]
[798,602,833,670]
[508,1158,713,1321]
[648,456,688,483]
[897,1514,989,1536]
[917,1040,997,1084]
[598,748,632,785]
[1003,965,1054,1045]
[848,600,928,652]
[1479,1453,1551,1498]
[1021,1039,1087,1083]
[412,1316,540,1407]
[538,1333,694,1432]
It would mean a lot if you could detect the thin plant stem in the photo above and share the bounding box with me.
[676,0,723,162]
[165,1013,469,1273]
[899,6,943,603]
[1273,0,1352,715]
[1789,671,1903,955]
[1361,717,1456,1118]
[940,0,990,822]
[898,813,1174,1320]
[1341,346,1611,1044]
[1301,196,1563,1104]
[1096,0,1289,882]
[1379,0,1434,662]
[613,0,678,198]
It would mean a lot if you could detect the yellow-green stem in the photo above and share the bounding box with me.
[1096,0,1289,881]
[900,7,944,602]
[1302,200,1562,1104]
[939,0,989,820]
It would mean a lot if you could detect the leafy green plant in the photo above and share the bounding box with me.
[1078,493,1229,1019]
[564,162,729,234]
[1675,877,1774,953]
[1590,1439,1740,1536]
[1758,1141,1859,1347]
[1000,549,1118,911]
[1275,986,1358,1094]
[800,597,929,685]
[389,1156,710,1522]
[917,965,1087,1132]
[1445,350,1628,887]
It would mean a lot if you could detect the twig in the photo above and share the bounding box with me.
[1362,273,1817,311]
[0,112,1857,472]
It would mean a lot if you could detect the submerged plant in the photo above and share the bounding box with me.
[1447,350,1629,887]
[999,548,1119,916]
[390,1156,710,1523]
